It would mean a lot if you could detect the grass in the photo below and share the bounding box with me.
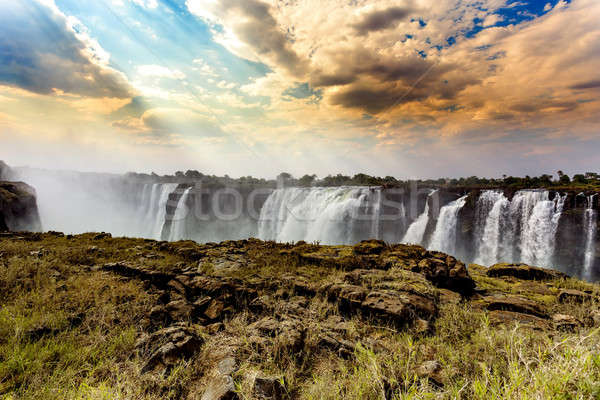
[0,233,599,399]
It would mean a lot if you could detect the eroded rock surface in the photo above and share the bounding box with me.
[0,181,42,232]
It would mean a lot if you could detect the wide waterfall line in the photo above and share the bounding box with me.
[402,189,436,245]
[257,187,383,244]
[583,194,598,279]
[127,184,595,279]
[428,195,468,254]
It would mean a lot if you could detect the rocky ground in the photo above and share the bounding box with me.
[0,232,599,399]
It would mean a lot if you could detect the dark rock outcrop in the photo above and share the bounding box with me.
[0,181,42,232]
[487,263,566,281]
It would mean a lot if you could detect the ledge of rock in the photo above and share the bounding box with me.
[486,263,566,281]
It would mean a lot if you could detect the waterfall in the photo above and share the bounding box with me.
[402,190,436,246]
[428,195,467,254]
[168,187,193,241]
[473,191,509,265]
[258,186,382,244]
[137,183,178,240]
[583,194,597,279]
[518,191,565,267]
[371,188,382,240]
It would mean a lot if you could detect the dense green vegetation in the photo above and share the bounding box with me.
[125,169,600,190]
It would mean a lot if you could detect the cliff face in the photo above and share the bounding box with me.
[0,181,42,232]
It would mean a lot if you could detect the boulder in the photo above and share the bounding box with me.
[552,314,583,331]
[201,374,238,400]
[360,290,437,327]
[136,324,203,372]
[326,284,367,311]
[557,289,592,303]
[252,375,286,399]
[200,358,239,400]
[353,240,386,255]
[166,300,196,321]
[488,310,550,330]
[0,181,42,232]
[487,263,566,281]
[412,255,475,294]
[481,295,548,318]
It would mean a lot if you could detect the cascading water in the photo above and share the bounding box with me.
[428,195,467,254]
[583,194,597,279]
[371,188,382,240]
[402,190,436,245]
[258,187,382,244]
[518,191,566,267]
[168,187,193,241]
[473,191,509,265]
[138,183,178,240]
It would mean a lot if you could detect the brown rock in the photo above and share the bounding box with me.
[361,290,437,326]
[481,295,548,318]
[488,310,550,330]
[413,256,475,294]
[205,300,225,320]
[557,289,592,303]
[201,374,238,400]
[252,375,286,400]
[148,305,170,326]
[353,240,386,255]
[218,357,237,376]
[438,288,462,305]
[176,247,204,261]
[166,300,195,321]
[487,263,566,281]
[137,324,203,372]
[326,284,367,311]
[552,314,583,331]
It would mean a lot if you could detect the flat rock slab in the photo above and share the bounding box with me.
[480,294,548,318]
[488,310,550,330]
[487,263,566,281]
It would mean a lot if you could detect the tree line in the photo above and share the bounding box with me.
[124,170,600,189]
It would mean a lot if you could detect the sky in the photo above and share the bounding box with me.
[0,0,598,179]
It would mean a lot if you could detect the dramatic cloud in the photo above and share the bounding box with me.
[2,0,600,178]
[570,80,600,90]
[0,1,133,98]
[186,0,308,77]
[352,6,413,35]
